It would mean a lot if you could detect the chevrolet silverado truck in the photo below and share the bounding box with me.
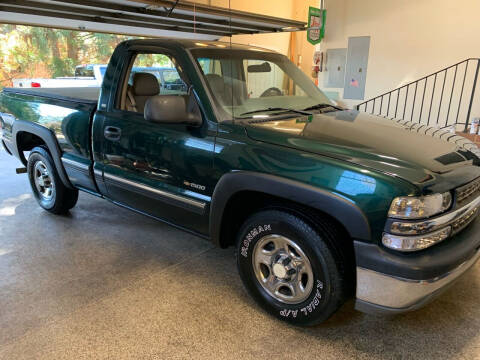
[1,39,480,326]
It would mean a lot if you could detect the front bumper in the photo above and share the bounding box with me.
[355,216,480,314]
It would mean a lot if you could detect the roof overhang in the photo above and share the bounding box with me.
[0,0,307,40]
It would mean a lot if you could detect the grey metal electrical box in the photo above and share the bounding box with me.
[343,36,370,100]
[325,48,347,88]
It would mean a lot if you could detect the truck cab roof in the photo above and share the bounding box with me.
[121,38,279,54]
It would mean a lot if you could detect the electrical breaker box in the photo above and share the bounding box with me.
[325,48,347,88]
[343,36,370,100]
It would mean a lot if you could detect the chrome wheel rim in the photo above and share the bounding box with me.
[252,234,314,304]
[34,161,54,201]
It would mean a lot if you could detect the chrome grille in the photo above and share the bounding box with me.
[456,177,480,208]
[451,207,479,234]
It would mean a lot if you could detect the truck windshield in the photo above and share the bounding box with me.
[191,48,332,121]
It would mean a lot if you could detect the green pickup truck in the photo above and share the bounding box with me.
[1,39,480,326]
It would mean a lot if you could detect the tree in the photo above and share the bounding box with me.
[0,25,134,88]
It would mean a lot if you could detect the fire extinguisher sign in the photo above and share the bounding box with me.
[307,7,326,45]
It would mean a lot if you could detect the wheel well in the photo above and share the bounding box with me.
[219,190,357,294]
[16,132,46,165]
[219,191,349,247]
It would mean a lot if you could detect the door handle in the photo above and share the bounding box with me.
[104,126,121,141]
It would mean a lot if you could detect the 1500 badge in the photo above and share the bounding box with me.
[183,180,206,191]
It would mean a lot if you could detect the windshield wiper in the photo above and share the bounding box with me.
[302,103,343,112]
[239,107,312,117]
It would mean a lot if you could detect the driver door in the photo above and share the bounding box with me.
[98,50,216,235]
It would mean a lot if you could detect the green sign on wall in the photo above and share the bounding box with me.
[307,7,326,45]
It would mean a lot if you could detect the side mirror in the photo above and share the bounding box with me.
[247,62,271,73]
[144,93,202,126]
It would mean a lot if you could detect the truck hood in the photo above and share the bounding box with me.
[244,110,480,186]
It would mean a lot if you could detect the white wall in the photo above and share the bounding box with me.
[213,0,320,76]
[319,0,480,109]
[196,0,294,55]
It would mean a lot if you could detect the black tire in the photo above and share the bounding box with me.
[27,146,78,214]
[236,209,347,326]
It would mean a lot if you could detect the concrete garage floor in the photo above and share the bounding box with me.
[0,148,480,360]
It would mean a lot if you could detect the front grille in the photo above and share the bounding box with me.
[451,206,479,234]
[456,177,480,208]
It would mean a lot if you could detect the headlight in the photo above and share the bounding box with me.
[382,227,451,251]
[388,192,452,219]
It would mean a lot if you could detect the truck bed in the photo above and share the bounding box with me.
[0,86,98,169]
[3,87,100,104]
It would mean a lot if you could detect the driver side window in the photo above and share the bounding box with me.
[119,52,188,114]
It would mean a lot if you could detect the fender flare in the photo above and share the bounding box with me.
[12,120,73,189]
[210,171,371,247]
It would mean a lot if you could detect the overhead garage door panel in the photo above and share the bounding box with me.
[0,0,306,39]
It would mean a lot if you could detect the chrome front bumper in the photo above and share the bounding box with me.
[355,248,480,314]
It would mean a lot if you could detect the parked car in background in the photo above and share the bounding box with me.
[1,39,480,326]
[12,63,184,92]
[74,64,107,79]
[12,64,107,88]
[130,66,188,93]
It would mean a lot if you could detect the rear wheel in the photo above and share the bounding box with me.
[236,209,347,326]
[27,146,78,214]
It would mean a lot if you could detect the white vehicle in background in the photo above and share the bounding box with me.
[13,64,107,88]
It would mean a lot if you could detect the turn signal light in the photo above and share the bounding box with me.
[382,227,451,252]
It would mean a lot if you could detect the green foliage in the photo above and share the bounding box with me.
[50,57,75,78]
[134,53,173,67]
[31,27,50,60]
[0,25,135,88]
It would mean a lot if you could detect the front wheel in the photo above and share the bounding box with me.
[236,210,347,326]
[27,146,78,214]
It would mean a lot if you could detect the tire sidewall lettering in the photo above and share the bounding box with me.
[236,211,339,326]
[280,280,324,318]
[240,223,272,258]
[240,221,328,319]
